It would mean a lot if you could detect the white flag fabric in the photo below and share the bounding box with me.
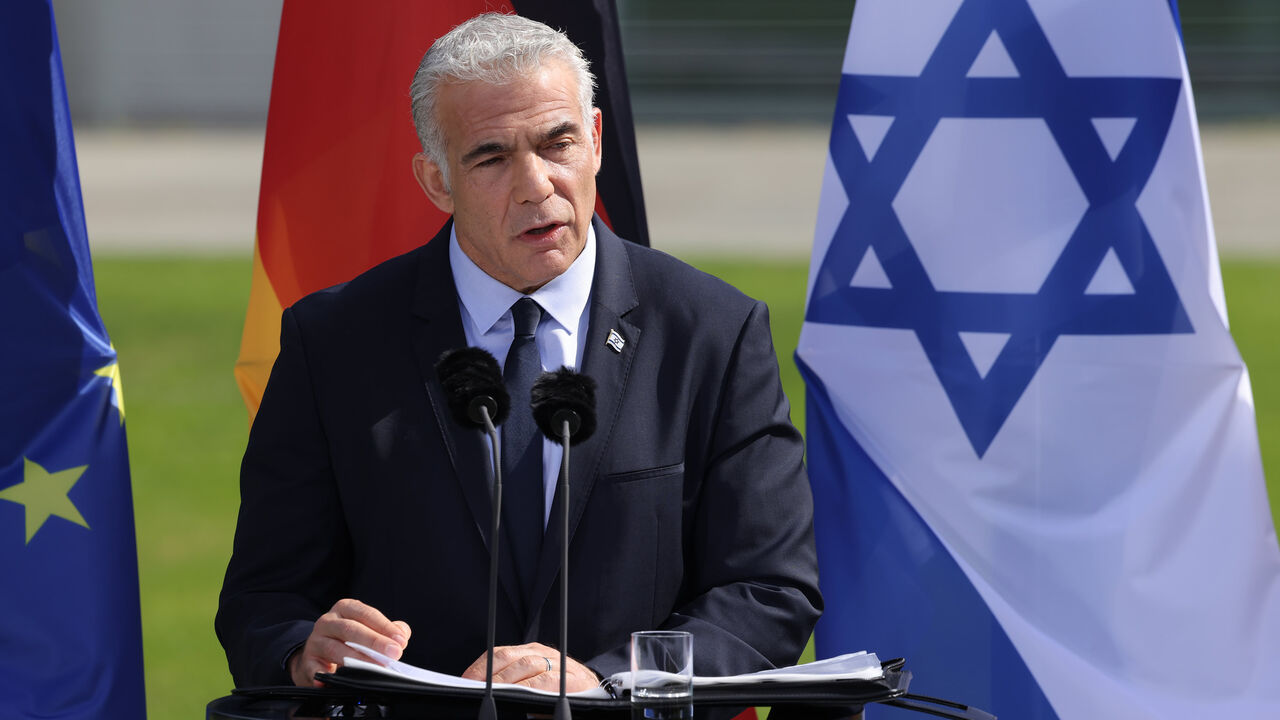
[797,1,1280,718]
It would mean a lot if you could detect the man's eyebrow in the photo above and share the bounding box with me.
[460,141,509,167]
[460,122,581,166]
[541,121,579,143]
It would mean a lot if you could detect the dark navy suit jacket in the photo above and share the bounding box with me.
[216,217,822,687]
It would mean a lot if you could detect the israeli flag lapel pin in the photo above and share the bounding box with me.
[606,328,625,353]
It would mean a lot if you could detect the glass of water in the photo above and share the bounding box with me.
[630,630,693,702]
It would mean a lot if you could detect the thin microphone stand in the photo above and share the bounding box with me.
[479,406,501,720]
[554,417,572,720]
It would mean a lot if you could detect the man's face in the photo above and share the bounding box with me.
[413,60,602,294]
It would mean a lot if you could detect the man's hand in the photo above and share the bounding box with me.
[462,643,600,692]
[289,598,412,687]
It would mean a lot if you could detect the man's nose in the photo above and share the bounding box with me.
[513,153,554,204]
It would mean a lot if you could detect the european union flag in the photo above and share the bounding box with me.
[799,0,1280,718]
[0,1,147,717]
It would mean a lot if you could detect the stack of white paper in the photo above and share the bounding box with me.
[340,642,883,700]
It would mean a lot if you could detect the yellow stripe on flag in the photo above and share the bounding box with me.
[235,238,284,423]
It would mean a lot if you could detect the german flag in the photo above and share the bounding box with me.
[236,0,648,420]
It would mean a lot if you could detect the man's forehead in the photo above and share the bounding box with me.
[440,72,586,144]
[453,104,584,142]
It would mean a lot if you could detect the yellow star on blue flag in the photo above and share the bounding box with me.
[94,357,125,423]
[0,458,90,543]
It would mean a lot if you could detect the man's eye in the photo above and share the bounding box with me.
[475,156,502,167]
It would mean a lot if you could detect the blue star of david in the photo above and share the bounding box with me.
[806,0,1192,457]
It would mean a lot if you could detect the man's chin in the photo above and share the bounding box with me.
[514,270,564,294]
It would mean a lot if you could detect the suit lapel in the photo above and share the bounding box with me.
[409,221,527,619]
[527,219,641,631]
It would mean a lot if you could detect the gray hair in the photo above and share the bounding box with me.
[409,13,596,187]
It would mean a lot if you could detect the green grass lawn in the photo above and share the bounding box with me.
[91,254,1279,718]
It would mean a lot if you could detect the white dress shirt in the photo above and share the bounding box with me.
[449,225,596,526]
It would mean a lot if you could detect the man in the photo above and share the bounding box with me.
[216,13,821,693]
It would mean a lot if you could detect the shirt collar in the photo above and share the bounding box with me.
[449,223,596,336]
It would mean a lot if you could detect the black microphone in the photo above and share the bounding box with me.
[434,347,508,720]
[531,367,597,447]
[435,347,510,431]
[530,368,597,720]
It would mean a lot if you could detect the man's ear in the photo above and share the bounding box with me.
[412,153,454,214]
[590,107,603,174]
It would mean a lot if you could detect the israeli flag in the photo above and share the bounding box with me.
[796,1,1280,717]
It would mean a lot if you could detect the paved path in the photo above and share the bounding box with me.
[77,123,1279,258]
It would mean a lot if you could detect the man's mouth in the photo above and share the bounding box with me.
[522,222,561,238]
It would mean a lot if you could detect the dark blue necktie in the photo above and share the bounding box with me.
[502,297,544,599]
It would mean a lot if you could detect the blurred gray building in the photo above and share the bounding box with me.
[53,0,282,126]
[52,0,1278,126]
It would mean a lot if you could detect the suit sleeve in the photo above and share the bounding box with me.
[585,299,823,679]
[215,306,352,687]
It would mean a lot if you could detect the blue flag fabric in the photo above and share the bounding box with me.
[0,1,147,717]
[798,0,1280,718]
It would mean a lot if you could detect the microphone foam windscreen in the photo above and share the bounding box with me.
[435,347,510,428]
[530,367,597,445]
